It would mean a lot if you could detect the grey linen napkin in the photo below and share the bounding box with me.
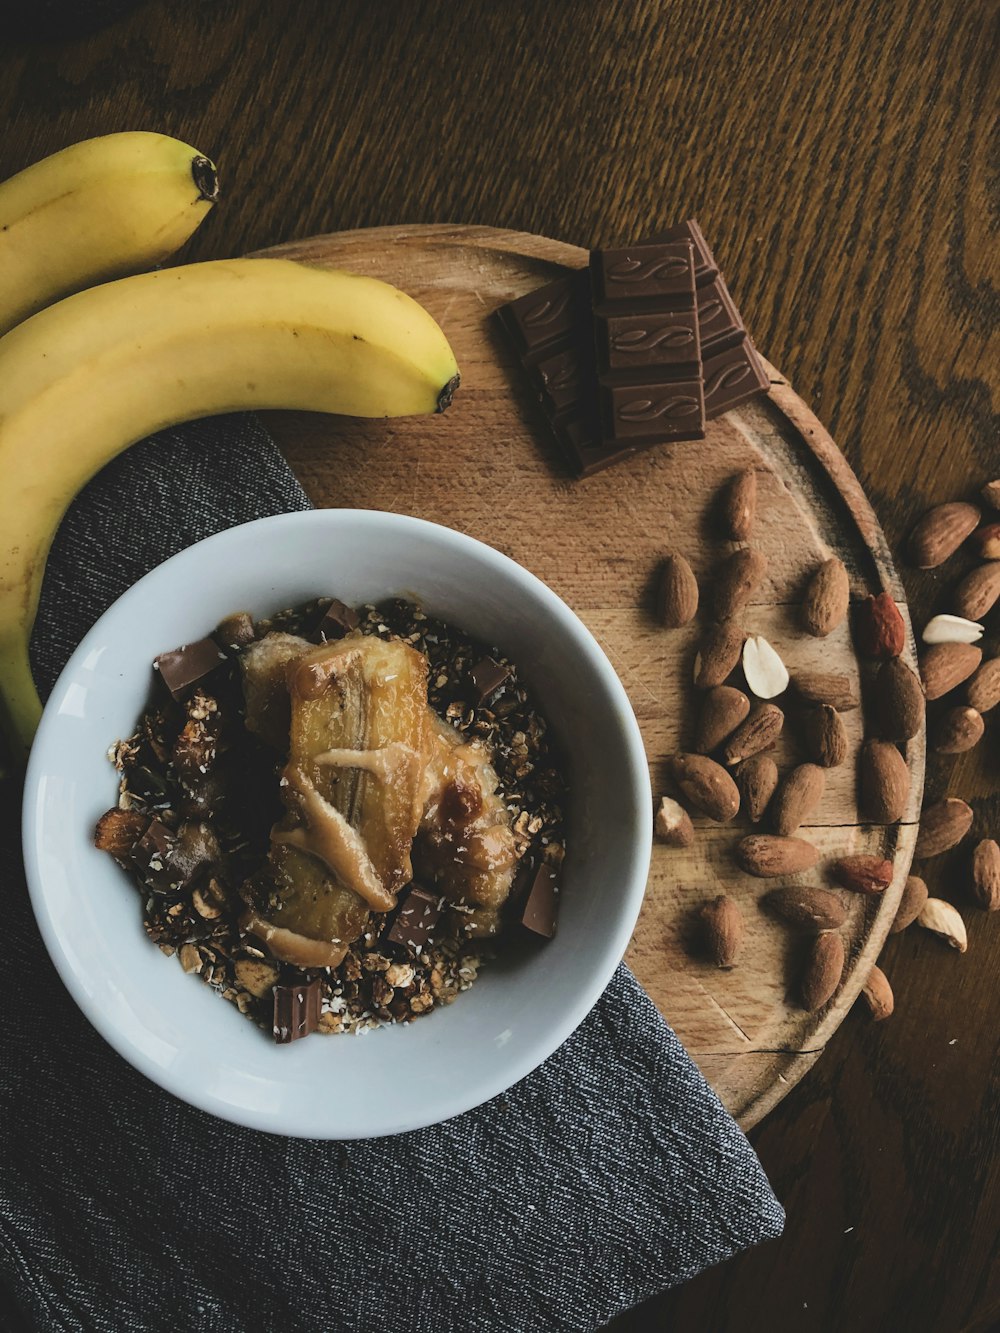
[0,416,783,1333]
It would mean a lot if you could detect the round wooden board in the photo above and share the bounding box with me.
[258,225,925,1129]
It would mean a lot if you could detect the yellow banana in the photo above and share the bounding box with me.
[0,131,218,336]
[0,258,460,762]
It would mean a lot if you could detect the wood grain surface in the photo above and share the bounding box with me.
[1,1,997,1330]
[259,221,925,1129]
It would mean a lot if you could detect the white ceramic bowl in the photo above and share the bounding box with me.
[23,510,651,1138]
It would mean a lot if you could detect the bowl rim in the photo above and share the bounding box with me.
[22,509,652,1137]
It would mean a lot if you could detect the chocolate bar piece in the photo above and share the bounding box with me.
[310,597,359,643]
[590,241,705,448]
[153,637,228,702]
[518,863,560,939]
[653,219,768,418]
[129,818,176,892]
[383,885,441,951]
[469,656,511,705]
[272,976,322,1043]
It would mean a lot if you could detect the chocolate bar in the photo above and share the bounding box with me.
[589,240,705,447]
[495,272,626,476]
[653,219,769,417]
[469,656,511,705]
[272,977,323,1043]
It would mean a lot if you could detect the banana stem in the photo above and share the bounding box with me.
[0,630,42,767]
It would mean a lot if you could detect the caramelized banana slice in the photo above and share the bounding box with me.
[415,711,518,911]
[240,631,312,750]
[251,634,429,966]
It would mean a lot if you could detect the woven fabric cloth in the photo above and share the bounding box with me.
[1,416,783,1332]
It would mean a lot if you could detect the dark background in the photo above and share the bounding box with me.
[2,1,998,1329]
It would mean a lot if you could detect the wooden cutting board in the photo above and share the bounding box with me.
[258,224,924,1128]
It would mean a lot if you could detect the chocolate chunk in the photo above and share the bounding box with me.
[703,337,770,418]
[519,863,560,939]
[383,885,441,951]
[470,656,512,704]
[496,272,587,357]
[652,217,719,283]
[272,976,322,1043]
[310,598,360,642]
[153,637,228,702]
[591,242,698,305]
[129,818,177,891]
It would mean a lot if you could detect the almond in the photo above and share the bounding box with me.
[801,704,848,768]
[889,875,929,933]
[931,705,985,754]
[763,884,846,931]
[916,898,967,952]
[694,685,750,753]
[831,854,893,894]
[713,547,767,622]
[801,557,850,636]
[721,702,784,766]
[800,932,844,1011]
[914,797,973,857]
[971,839,1000,911]
[859,740,910,822]
[771,764,826,836]
[733,754,778,824]
[657,552,699,627]
[981,478,1000,512]
[908,501,981,569]
[699,894,744,968]
[966,657,1000,712]
[921,613,984,645]
[693,620,745,689]
[792,671,859,712]
[720,467,757,541]
[654,796,695,847]
[971,522,1000,559]
[737,834,819,878]
[742,634,789,699]
[860,965,894,1021]
[671,753,741,823]
[855,592,905,658]
[953,563,1000,621]
[921,642,982,701]
[874,658,925,741]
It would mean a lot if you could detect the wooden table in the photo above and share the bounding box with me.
[2,1,997,1328]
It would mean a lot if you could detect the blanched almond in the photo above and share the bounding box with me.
[742,634,789,699]
[921,614,984,645]
[916,898,967,951]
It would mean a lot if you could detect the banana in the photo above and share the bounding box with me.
[0,131,218,337]
[0,258,460,762]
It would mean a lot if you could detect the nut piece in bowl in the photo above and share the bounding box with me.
[23,510,651,1138]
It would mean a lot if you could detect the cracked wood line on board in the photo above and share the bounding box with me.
[259,225,925,1129]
